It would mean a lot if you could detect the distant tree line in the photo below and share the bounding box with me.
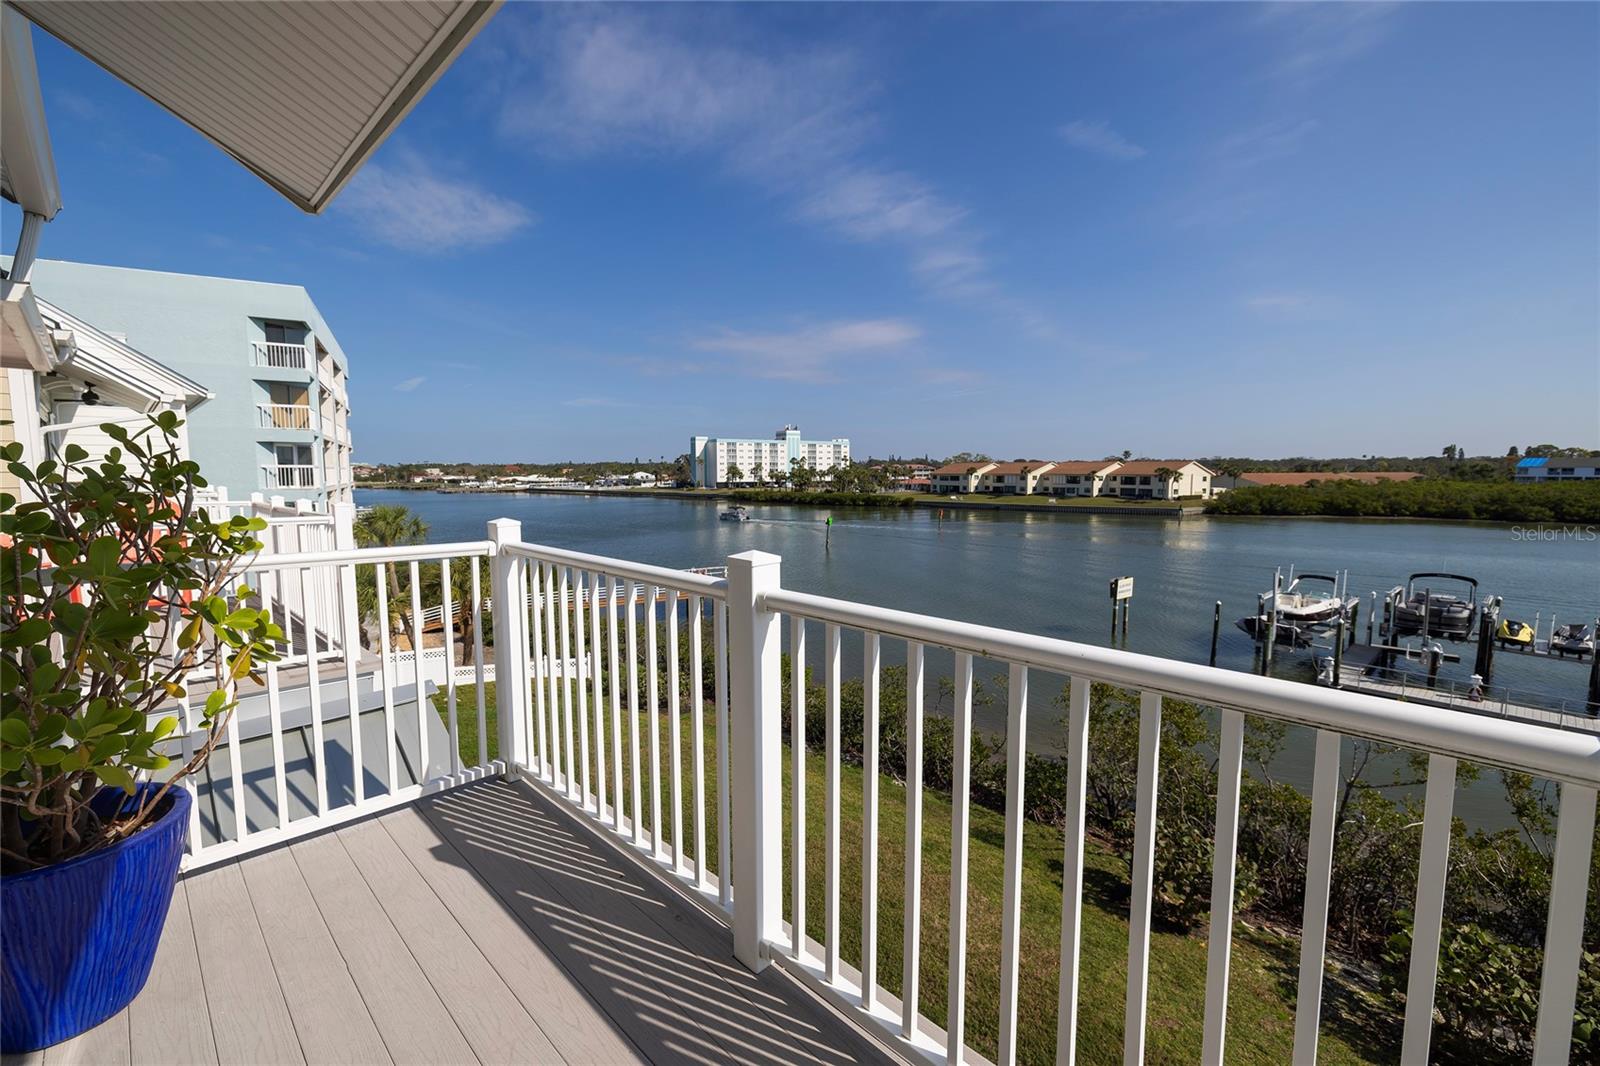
[1204,479,1600,522]
[358,456,691,484]
[1204,444,1597,482]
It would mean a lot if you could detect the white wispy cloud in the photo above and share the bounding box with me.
[50,88,101,120]
[394,376,426,392]
[1058,119,1146,161]
[1173,118,1320,228]
[1243,291,1339,320]
[1216,118,1320,170]
[483,8,1027,321]
[341,149,534,251]
[561,396,636,408]
[1252,2,1400,87]
[690,318,921,383]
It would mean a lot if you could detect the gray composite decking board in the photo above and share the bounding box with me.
[285,832,477,1065]
[417,784,735,1066]
[39,1007,128,1066]
[377,806,649,1066]
[12,783,900,1066]
[236,847,392,1066]
[333,817,562,1064]
[491,781,896,1066]
[420,780,895,1066]
[181,863,305,1065]
[428,781,889,1066]
[127,881,217,1066]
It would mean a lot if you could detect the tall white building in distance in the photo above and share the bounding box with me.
[690,426,850,487]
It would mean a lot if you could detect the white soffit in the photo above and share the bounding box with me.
[10,0,500,213]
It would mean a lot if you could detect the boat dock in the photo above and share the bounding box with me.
[1334,645,1599,733]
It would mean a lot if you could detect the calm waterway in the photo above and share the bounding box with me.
[358,489,1600,830]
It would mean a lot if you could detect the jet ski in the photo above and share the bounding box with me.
[1496,618,1534,649]
[1551,623,1596,659]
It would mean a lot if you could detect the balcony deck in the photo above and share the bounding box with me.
[7,780,896,1066]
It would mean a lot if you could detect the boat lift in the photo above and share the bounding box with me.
[1226,567,1600,715]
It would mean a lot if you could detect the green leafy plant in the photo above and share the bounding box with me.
[1,414,282,872]
[1380,919,1599,1062]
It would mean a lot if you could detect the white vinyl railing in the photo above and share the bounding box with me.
[262,463,318,490]
[490,539,1598,1066]
[252,341,308,369]
[174,538,497,868]
[258,402,316,431]
[145,523,1597,1065]
[497,535,736,914]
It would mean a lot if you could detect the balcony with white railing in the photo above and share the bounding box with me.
[256,402,316,431]
[261,463,317,490]
[252,341,309,370]
[53,521,1597,1065]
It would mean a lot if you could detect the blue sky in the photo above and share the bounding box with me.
[9,2,1598,462]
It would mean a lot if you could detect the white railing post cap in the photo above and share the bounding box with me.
[487,518,522,544]
[728,549,781,572]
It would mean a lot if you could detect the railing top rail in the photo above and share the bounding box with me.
[241,514,333,525]
[236,540,494,573]
[502,540,729,599]
[762,586,1600,787]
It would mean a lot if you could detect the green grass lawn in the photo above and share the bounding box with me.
[435,682,1396,1065]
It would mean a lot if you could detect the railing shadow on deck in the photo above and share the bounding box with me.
[415,778,891,1066]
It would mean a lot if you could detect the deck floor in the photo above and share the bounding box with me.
[9,780,896,1066]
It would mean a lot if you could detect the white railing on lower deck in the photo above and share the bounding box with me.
[171,539,498,869]
[490,540,1598,1066]
[262,463,318,490]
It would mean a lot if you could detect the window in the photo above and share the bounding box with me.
[264,321,304,344]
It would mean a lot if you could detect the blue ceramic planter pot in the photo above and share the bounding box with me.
[1,784,190,1053]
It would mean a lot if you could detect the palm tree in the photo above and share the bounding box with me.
[726,463,744,485]
[354,505,428,645]
[1152,466,1181,497]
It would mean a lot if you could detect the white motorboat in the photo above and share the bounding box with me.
[1268,573,1353,626]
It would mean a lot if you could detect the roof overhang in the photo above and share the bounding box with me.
[0,278,60,371]
[9,0,501,214]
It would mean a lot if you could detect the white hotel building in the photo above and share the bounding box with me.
[690,425,850,487]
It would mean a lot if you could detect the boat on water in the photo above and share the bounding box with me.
[1495,618,1535,648]
[1268,573,1355,626]
[1551,623,1596,659]
[1235,615,1314,648]
[1390,572,1478,639]
[719,506,751,522]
